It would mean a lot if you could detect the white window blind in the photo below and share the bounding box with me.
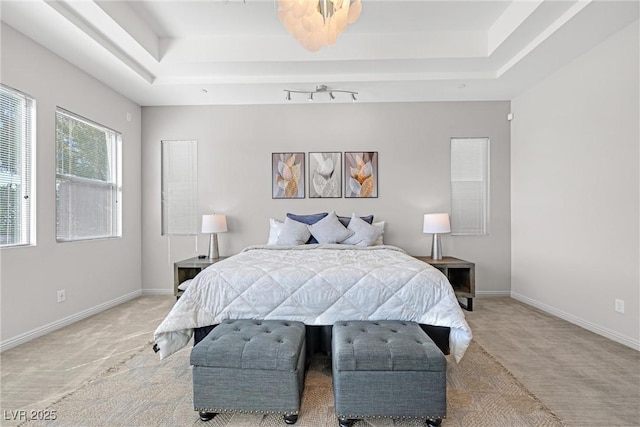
[56,108,122,242]
[161,140,198,235]
[0,85,35,247]
[451,137,489,235]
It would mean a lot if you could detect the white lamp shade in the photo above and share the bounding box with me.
[423,213,451,234]
[201,214,228,233]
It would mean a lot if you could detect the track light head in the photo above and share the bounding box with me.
[351,93,357,102]
[329,92,335,101]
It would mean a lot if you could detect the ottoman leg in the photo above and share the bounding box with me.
[284,414,298,424]
[338,417,356,427]
[198,411,217,422]
[426,418,442,427]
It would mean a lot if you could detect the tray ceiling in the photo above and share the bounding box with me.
[1,0,637,106]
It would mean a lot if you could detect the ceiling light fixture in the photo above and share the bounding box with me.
[277,0,363,52]
[284,85,358,102]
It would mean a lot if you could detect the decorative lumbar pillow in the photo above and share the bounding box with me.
[308,211,354,244]
[337,214,374,227]
[342,214,384,246]
[286,212,328,244]
[267,218,284,245]
[276,217,312,246]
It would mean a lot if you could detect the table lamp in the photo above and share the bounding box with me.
[423,213,451,260]
[202,214,228,259]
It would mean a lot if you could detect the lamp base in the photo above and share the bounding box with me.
[208,233,220,259]
[431,234,443,260]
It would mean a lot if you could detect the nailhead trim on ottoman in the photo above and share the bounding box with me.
[332,320,446,424]
[191,319,306,421]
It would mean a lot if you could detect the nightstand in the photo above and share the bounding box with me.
[174,256,229,299]
[414,256,475,311]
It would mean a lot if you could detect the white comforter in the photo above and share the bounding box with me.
[154,245,472,361]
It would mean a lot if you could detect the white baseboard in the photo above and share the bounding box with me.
[476,290,511,297]
[511,291,640,351]
[0,290,142,353]
[141,288,173,296]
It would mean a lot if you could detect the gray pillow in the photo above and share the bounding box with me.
[308,212,354,244]
[275,217,312,246]
[286,212,328,244]
[338,214,374,227]
[342,214,383,246]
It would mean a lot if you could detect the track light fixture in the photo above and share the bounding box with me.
[284,85,358,102]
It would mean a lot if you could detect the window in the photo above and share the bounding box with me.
[56,109,121,242]
[0,85,35,248]
[450,137,489,235]
[161,140,198,235]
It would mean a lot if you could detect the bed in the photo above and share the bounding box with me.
[153,243,472,362]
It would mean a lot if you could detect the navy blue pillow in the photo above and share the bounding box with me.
[286,212,328,244]
[338,215,374,227]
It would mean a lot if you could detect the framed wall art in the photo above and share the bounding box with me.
[308,152,341,198]
[272,152,305,199]
[345,151,378,198]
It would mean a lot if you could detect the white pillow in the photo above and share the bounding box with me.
[372,221,385,245]
[275,217,312,246]
[308,211,354,244]
[267,218,284,245]
[342,214,383,246]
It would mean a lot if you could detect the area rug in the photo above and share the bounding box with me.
[20,341,563,427]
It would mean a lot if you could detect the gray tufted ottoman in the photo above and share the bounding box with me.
[332,320,446,427]
[191,319,306,424]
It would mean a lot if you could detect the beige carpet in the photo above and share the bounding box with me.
[19,340,563,427]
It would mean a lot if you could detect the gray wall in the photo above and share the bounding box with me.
[141,101,511,295]
[511,21,639,348]
[0,24,143,348]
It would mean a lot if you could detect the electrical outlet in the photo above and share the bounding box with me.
[57,289,66,303]
[614,299,624,313]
